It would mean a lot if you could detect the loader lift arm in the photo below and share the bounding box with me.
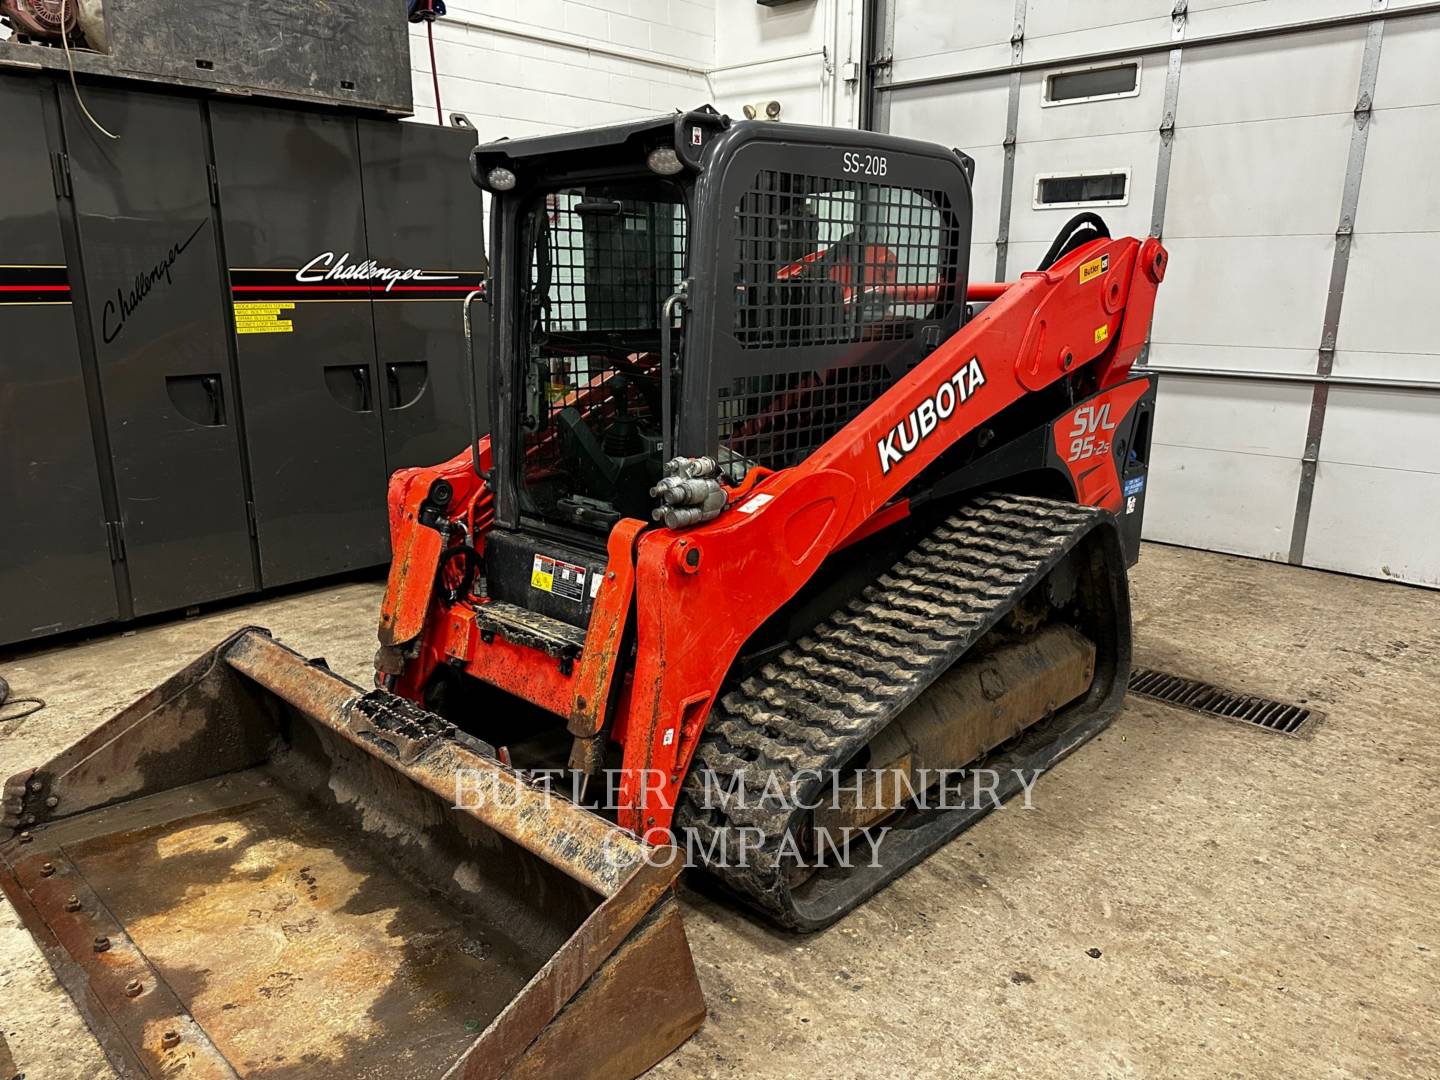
[617,233,1167,837]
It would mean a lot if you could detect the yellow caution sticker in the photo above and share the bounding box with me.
[234,301,295,334]
[1094,324,1110,344]
[531,554,588,602]
[1078,253,1110,284]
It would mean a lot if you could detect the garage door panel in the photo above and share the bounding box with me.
[1335,233,1440,355]
[956,145,1007,245]
[1148,341,1319,377]
[1317,387,1440,473]
[1019,54,1168,142]
[887,78,1010,160]
[1354,105,1440,232]
[888,4,1012,88]
[1025,0,1169,42]
[1002,240,1050,274]
[1144,443,1302,561]
[1010,131,1154,243]
[879,4,1435,588]
[1304,463,1440,586]
[1023,19,1172,66]
[969,242,999,283]
[1149,235,1333,349]
[1153,375,1312,458]
[1372,13,1440,109]
[892,6,1014,58]
[1187,0,1370,40]
[1332,349,1440,384]
[1175,27,1366,126]
[890,43,1013,87]
[1165,114,1351,237]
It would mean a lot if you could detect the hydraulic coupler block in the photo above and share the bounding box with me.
[651,457,727,529]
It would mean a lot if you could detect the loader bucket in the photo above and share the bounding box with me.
[0,628,704,1080]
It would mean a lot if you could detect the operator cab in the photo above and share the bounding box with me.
[471,109,974,630]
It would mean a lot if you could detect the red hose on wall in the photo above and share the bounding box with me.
[427,16,442,124]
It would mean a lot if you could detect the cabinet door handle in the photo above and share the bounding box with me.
[201,375,224,425]
[324,364,376,413]
[353,366,373,412]
[386,363,402,409]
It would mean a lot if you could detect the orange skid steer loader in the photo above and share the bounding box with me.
[2,108,1166,1077]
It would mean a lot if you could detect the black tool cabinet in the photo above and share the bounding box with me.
[0,72,485,645]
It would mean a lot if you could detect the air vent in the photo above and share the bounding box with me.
[1128,668,1317,736]
[1044,61,1141,105]
[1034,169,1130,209]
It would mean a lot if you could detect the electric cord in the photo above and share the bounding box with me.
[0,674,45,723]
[59,0,119,140]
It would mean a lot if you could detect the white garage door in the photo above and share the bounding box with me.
[873,0,1440,588]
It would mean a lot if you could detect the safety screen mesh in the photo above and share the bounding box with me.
[732,171,958,349]
[718,363,893,475]
[720,170,959,474]
[540,191,687,334]
[521,187,686,523]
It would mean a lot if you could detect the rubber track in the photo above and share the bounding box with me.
[676,494,1108,927]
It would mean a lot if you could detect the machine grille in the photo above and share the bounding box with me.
[1128,668,1316,736]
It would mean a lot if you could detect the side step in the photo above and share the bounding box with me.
[676,494,1132,931]
[475,601,587,659]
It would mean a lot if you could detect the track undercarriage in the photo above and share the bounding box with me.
[678,494,1131,929]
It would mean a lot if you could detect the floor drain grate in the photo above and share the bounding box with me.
[1128,668,1317,736]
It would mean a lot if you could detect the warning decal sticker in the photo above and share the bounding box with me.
[531,554,587,602]
[234,301,295,334]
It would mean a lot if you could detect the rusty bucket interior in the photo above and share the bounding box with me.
[0,628,704,1080]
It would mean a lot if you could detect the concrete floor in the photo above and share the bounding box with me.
[1,543,1436,1079]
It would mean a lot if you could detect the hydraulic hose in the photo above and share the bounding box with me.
[1037,212,1112,271]
[659,282,690,464]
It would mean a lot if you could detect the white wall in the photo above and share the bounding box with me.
[709,0,863,128]
[406,0,715,140]
[404,0,864,141]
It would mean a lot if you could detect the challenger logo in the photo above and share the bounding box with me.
[296,251,459,292]
[877,357,987,475]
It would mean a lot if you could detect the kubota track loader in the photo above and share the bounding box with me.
[2,108,1166,1078]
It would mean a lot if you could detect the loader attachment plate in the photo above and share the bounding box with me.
[1,629,704,1080]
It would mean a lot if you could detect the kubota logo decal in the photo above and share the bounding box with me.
[877,357,987,475]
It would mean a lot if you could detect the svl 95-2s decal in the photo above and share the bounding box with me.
[1064,401,1117,464]
[1052,379,1151,513]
